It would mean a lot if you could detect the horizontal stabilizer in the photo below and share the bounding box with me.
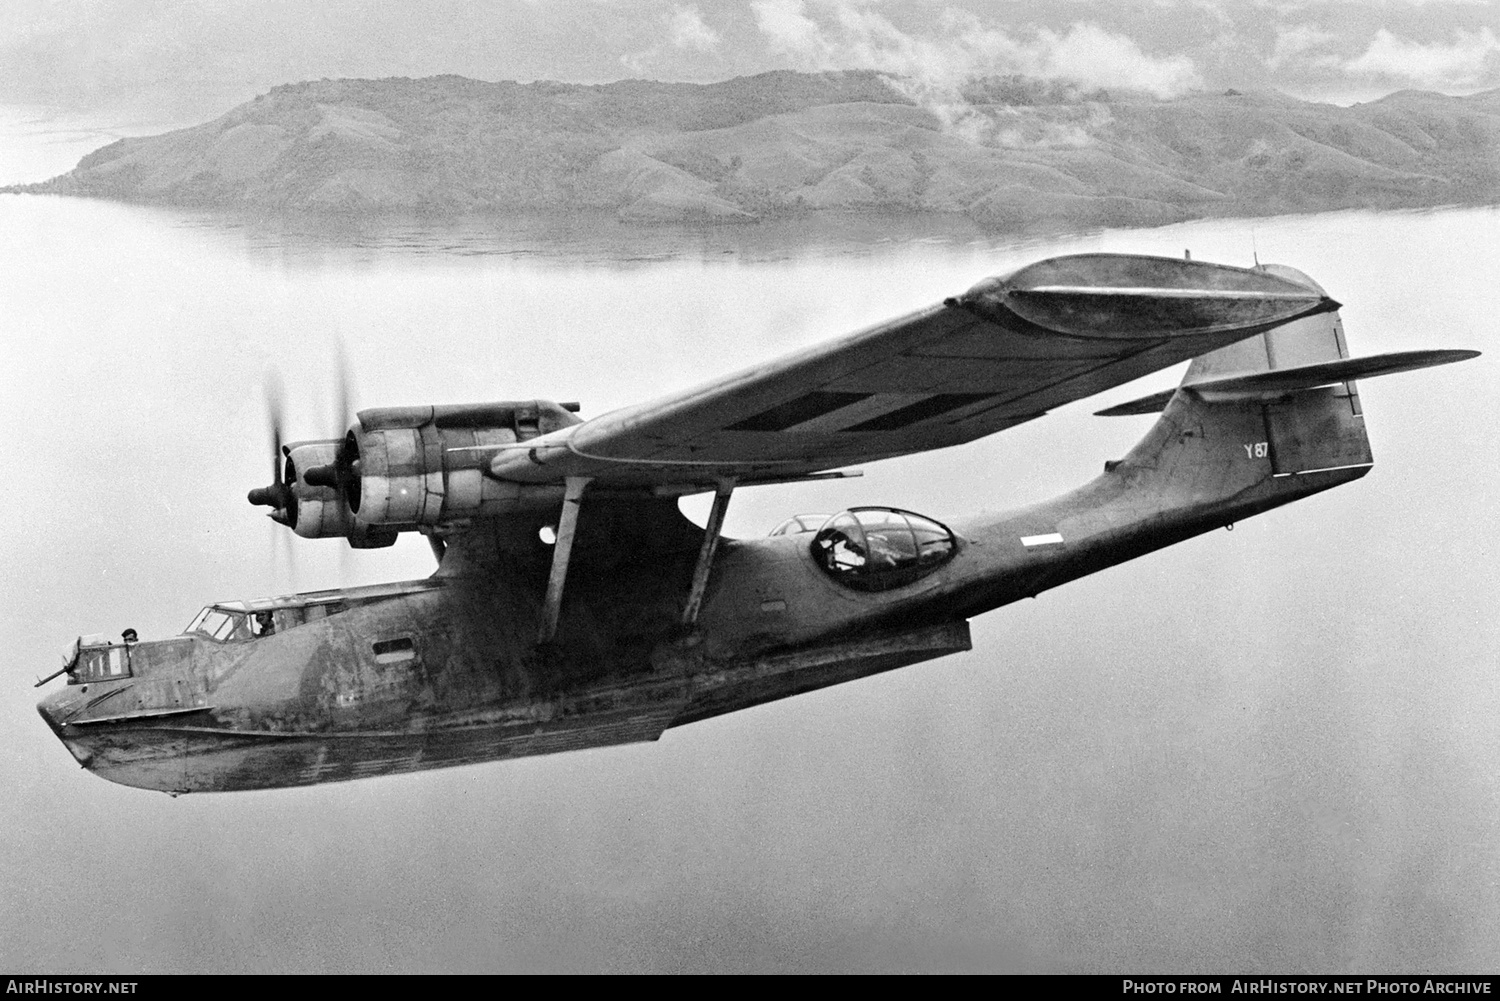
[1095,348,1480,416]
[1093,388,1181,417]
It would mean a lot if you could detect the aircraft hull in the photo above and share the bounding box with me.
[39,621,972,792]
[38,376,1377,794]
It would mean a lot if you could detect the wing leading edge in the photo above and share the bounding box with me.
[491,254,1337,490]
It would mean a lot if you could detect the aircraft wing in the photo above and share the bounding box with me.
[489,253,1338,491]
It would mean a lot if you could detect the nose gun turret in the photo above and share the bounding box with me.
[33,637,82,688]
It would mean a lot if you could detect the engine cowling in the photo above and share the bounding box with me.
[284,440,351,539]
[338,400,581,529]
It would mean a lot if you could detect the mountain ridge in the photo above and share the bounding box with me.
[11,71,1500,231]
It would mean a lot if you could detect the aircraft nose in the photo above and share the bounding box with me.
[36,687,80,738]
[36,688,99,769]
[37,692,67,736]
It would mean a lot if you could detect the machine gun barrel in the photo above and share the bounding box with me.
[34,664,72,688]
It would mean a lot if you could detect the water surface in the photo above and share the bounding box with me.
[2,186,1496,972]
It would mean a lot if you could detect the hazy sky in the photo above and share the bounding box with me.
[2,0,1499,122]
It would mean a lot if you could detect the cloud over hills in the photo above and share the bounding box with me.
[1345,26,1500,89]
[751,2,1202,98]
[3,1,1500,122]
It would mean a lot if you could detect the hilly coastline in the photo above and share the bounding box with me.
[12,71,1500,231]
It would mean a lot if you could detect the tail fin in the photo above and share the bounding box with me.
[1080,262,1484,545]
[1099,264,1477,479]
[1191,265,1371,478]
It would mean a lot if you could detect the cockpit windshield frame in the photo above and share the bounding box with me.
[186,604,257,642]
[178,578,447,643]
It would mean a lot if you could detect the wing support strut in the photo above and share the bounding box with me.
[681,478,735,629]
[538,475,592,645]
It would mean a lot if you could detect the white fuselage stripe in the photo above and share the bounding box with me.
[1020,533,1065,547]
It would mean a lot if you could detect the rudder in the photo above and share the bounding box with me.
[1102,263,1375,480]
[1186,265,1371,478]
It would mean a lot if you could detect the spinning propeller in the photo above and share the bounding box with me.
[300,340,360,512]
[246,372,295,526]
[245,346,359,526]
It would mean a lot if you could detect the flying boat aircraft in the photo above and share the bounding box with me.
[34,253,1477,795]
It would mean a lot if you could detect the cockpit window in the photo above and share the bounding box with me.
[187,606,254,642]
[810,507,957,591]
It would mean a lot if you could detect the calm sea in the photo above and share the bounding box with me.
[2,116,1497,972]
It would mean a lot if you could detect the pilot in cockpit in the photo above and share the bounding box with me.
[254,611,276,638]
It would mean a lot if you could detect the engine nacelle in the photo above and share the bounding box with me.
[345,401,581,528]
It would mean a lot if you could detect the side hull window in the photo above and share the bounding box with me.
[76,645,131,683]
[372,637,417,665]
